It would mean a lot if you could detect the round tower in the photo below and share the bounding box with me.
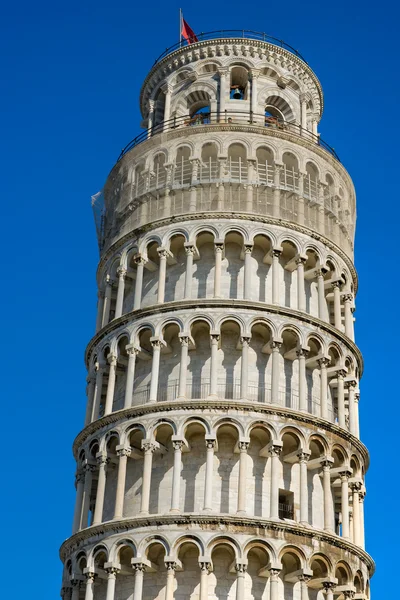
[60,31,373,600]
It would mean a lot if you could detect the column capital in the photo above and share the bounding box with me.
[84,463,96,474]
[96,451,109,466]
[205,438,217,450]
[184,243,195,255]
[343,292,353,303]
[83,569,96,582]
[157,246,172,259]
[141,440,158,454]
[235,563,247,575]
[210,332,220,343]
[243,243,253,254]
[295,255,307,265]
[315,266,328,277]
[331,280,342,289]
[107,353,118,366]
[272,247,282,257]
[126,343,140,356]
[296,347,309,358]
[150,336,165,349]
[172,439,184,451]
[345,379,357,390]
[178,334,190,346]
[161,82,173,94]
[269,443,283,457]
[116,445,131,458]
[164,560,178,571]
[75,470,85,485]
[297,451,311,462]
[104,562,121,576]
[321,456,334,469]
[271,340,282,351]
[337,368,347,379]
[339,468,352,480]
[199,560,212,573]
[214,242,224,253]
[95,360,106,372]
[240,335,251,346]
[238,440,250,452]
[322,581,337,591]
[350,480,362,492]
[116,266,127,278]
[134,254,147,266]
[317,356,330,368]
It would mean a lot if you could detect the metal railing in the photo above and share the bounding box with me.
[152,30,308,66]
[279,502,294,519]
[117,111,340,162]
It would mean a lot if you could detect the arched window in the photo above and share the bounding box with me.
[230,66,249,100]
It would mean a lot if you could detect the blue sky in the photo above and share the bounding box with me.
[2,0,395,596]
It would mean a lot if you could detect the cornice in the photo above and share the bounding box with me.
[71,398,370,468]
[85,299,363,374]
[59,514,374,574]
[139,38,323,116]
[97,212,357,292]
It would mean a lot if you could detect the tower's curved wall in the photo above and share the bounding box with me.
[61,35,373,600]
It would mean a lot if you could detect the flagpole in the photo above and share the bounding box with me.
[179,8,182,47]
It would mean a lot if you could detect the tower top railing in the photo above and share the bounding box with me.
[152,30,308,66]
[117,111,340,162]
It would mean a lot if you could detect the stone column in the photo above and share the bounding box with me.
[209,333,220,398]
[184,244,194,298]
[269,445,282,519]
[199,561,211,600]
[149,338,162,402]
[337,369,346,429]
[351,481,362,546]
[140,441,156,514]
[272,249,281,304]
[170,440,184,513]
[203,439,216,511]
[115,267,127,319]
[346,380,357,435]
[162,84,173,130]
[237,441,249,514]
[72,471,85,533]
[300,93,307,130]
[269,569,280,600]
[355,392,360,438]
[93,452,108,525]
[105,566,119,600]
[104,353,117,415]
[133,256,145,310]
[322,459,334,532]
[318,358,330,420]
[340,470,351,539]
[147,99,155,138]
[164,561,177,600]
[316,268,327,320]
[273,166,281,218]
[271,341,282,403]
[296,257,306,311]
[214,242,224,297]
[332,281,342,330]
[243,244,253,299]
[343,293,355,339]
[297,348,308,412]
[298,451,310,524]
[240,336,251,399]
[177,335,189,399]
[102,277,113,326]
[323,582,336,600]
[83,572,96,600]
[84,374,96,426]
[81,464,95,529]
[114,446,131,519]
[157,248,168,303]
[96,291,105,332]
[70,580,80,600]
[250,69,259,117]
[359,489,366,548]
[235,564,246,600]
[299,575,311,600]
[218,68,229,116]
[132,564,146,600]
[91,361,105,422]
[124,345,139,409]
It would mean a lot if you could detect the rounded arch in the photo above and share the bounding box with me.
[150,418,177,439]
[213,416,244,438]
[280,425,306,449]
[139,534,171,557]
[207,534,242,560]
[110,538,137,563]
[263,92,296,122]
[279,544,307,567]
[309,552,333,576]
[173,534,205,557]
[243,538,276,561]
[181,416,211,437]
[246,419,277,441]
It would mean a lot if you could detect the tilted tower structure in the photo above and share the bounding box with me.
[60,31,374,600]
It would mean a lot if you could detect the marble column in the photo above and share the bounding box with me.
[133,257,145,310]
[316,268,327,320]
[177,335,189,399]
[359,489,366,548]
[105,567,119,600]
[72,471,85,533]
[93,452,108,525]
[298,451,310,524]
[84,374,96,426]
[164,562,177,600]
[235,564,246,600]
[157,248,168,303]
[218,68,228,116]
[124,345,139,409]
[273,166,281,218]
[237,441,249,514]
[240,336,251,399]
[132,564,146,600]
[114,447,131,519]
[323,583,336,600]
[269,445,282,519]
[199,561,211,600]
[184,244,194,298]
[209,334,220,398]
[269,569,280,600]
[296,257,306,311]
[140,441,156,514]
[102,277,113,326]
[299,575,311,600]
[149,339,162,402]
[343,293,355,339]
[104,353,117,415]
[83,571,95,600]
[81,464,95,529]
[318,358,329,420]
[272,249,281,304]
[297,348,308,412]
[92,361,105,422]
[332,281,342,330]
[243,244,253,299]
[347,380,357,435]
[115,267,127,319]
[337,369,346,429]
[340,470,351,539]
[147,99,155,138]
[162,84,173,130]
[170,440,184,513]
[70,580,80,600]
[322,459,334,532]
[214,242,224,297]
[203,439,216,511]
[271,341,282,403]
[351,481,362,546]
[96,291,105,332]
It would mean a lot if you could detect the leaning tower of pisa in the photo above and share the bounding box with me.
[60,31,374,600]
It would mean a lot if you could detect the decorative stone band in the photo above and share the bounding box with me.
[72,400,369,468]
[85,299,363,374]
[59,514,375,574]
[96,211,358,293]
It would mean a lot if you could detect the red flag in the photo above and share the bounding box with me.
[181,18,198,44]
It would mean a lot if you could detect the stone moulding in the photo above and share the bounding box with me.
[59,513,375,573]
[85,299,364,374]
[72,399,370,467]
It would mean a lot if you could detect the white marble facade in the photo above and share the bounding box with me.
[61,34,373,600]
